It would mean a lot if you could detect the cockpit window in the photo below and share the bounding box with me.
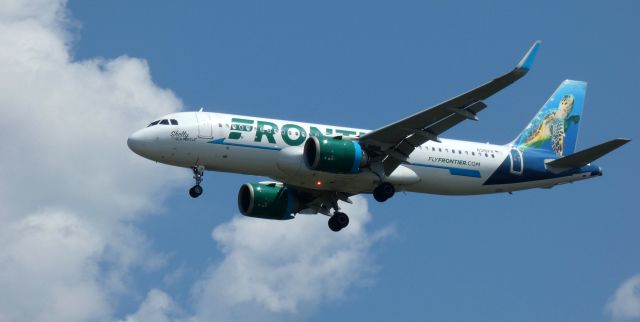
[148,118,177,126]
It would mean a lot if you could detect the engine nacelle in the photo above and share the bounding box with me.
[237,183,298,220]
[303,136,368,174]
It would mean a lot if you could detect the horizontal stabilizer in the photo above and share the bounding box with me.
[546,138,630,169]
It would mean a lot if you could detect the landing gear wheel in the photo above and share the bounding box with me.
[373,191,388,202]
[328,218,341,232]
[373,182,395,202]
[328,212,349,232]
[189,165,205,198]
[189,185,203,198]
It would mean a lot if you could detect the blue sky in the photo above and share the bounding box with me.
[71,1,639,321]
[1,1,638,321]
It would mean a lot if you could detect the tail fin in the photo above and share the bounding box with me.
[513,80,587,156]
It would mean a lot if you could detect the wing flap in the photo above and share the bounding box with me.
[428,101,488,135]
[382,101,489,174]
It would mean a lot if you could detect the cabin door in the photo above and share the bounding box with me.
[195,112,213,139]
[510,148,523,175]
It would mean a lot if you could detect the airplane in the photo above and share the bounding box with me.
[127,41,630,232]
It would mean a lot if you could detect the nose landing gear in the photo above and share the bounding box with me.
[189,165,205,198]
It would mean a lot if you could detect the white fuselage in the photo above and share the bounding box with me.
[127,112,596,196]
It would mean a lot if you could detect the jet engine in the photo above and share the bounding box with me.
[303,136,368,174]
[237,182,299,220]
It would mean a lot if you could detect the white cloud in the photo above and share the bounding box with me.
[607,274,640,321]
[120,289,182,322]
[0,0,184,321]
[0,0,183,220]
[0,211,110,322]
[188,196,391,322]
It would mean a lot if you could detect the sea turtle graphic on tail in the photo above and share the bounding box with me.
[516,94,580,156]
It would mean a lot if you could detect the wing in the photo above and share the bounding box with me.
[359,41,541,175]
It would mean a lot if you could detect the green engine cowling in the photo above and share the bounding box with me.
[303,136,368,174]
[237,183,298,220]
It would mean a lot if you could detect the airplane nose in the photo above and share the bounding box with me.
[127,130,147,155]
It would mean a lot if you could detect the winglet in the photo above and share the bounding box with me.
[516,40,541,71]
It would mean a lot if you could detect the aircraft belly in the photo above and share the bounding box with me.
[182,135,597,196]
[199,143,279,176]
[273,170,379,194]
[404,166,488,195]
[484,173,593,193]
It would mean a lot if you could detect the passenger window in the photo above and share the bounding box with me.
[218,123,222,128]
[170,119,178,125]
[439,148,442,152]
[159,119,169,125]
[432,147,435,151]
[458,150,462,154]
[491,154,495,158]
[485,153,488,157]
[472,152,475,156]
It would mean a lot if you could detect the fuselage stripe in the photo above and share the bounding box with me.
[208,139,282,151]
[408,162,482,178]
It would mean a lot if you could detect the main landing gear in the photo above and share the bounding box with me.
[189,165,205,198]
[328,212,349,232]
[373,182,395,202]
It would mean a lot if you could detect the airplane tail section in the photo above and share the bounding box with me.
[513,80,587,156]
